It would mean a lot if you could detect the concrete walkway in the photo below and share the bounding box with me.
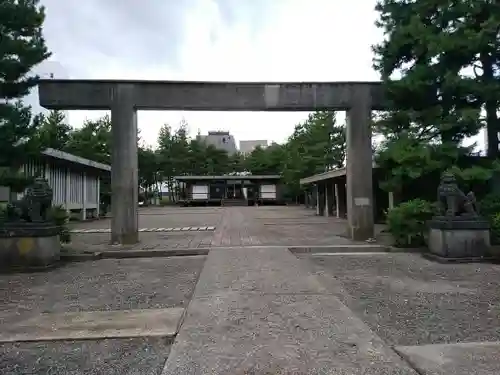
[162,247,417,374]
[4,206,499,373]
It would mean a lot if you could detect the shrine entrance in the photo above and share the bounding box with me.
[38,79,387,244]
[226,181,243,200]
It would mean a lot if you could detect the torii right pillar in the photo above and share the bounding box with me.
[346,85,374,241]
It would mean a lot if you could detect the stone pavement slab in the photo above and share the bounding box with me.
[0,337,171,375]
[0,308,184,343]
[0,257,204,326]
[194,247,330,296]
[0,257,203,374]
[162,248,417,374]
[394,342,500,375]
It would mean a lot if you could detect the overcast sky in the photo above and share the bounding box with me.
[35,0,484,151]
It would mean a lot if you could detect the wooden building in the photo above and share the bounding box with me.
[0,148,111,220]
[174,175,283,206]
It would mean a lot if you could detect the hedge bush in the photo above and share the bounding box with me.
[386,199,435,247]
[479,193,500,219]
[479,193,500,245]
[490,212,500,245]
[48,205,71,243]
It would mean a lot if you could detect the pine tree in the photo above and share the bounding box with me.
[372,0,499,191]
[0,0,51,188]
[64,116,112,164]
[36,110,72,150]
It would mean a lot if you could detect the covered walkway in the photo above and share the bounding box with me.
[299,165,395,223]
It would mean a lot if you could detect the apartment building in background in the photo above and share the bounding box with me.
[197,131,238,154]
[239,140,268,155]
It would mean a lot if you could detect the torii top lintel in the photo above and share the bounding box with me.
[38,79,389,111]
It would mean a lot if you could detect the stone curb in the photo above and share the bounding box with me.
[387,246,427,253]
[100,249,209,259]
[0,308,184,343]
[60,252,103,262]
[289,245,427,254]
[422,252,497,264]
[60,249,208,261]
[70,226,216,234]
[289,245,389,254]
[60,246,427,261]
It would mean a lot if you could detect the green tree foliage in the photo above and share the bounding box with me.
[156,123,237,181]
[138,146,159,190]
[204,145,230,175]
[282,111,346,196]
[186,138,208,175]
[138,145,160,202]
[0,0,50,99]
[66,112,346,202]
[228,152,245,174]
[171,121,190,176]
[245,143,286,175]
[0,103,44,169]
[154,113,345,183]
[156,124,175,195]
[0,0,51,188]
[372,0,500,191]
[35,110,72,150]
[64,115,112,164]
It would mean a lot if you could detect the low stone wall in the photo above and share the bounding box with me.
[0,223,61,270]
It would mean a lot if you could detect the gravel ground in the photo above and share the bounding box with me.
[304,253,500,347]
[0,257,205,325]
[0,337,171,375]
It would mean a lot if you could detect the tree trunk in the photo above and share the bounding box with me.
[481,54,499,158]
[485,98,499,158]
[167,177,175,202]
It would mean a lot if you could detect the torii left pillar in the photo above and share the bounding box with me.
[110,84,139,244]
[345,85,374,240]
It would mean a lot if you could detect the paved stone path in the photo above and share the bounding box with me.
[70,226,216,233]
[1,205,499,374]
[162,247,417,374]
[68,205,373,252]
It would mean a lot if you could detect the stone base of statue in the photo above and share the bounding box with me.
[426,216,492,263]
[0,222,61,271]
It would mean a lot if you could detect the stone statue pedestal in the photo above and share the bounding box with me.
[426,216,491,262]
[0,222,61,271]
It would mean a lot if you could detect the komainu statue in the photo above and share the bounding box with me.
[6,177,53,222]
[437,171,478,218]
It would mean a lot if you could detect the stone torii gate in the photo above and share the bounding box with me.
[38,80,388,244]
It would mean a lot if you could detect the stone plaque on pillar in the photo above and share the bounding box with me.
[354,197,370,207]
